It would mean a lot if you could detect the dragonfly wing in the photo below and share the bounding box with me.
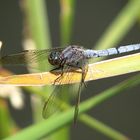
[74,62,88,124]
[42,66,73,119]
[42,84,70,119]
[0,48,64,66]
[43,61,88,121]
[73,82,83,124]
[42,87,60,118]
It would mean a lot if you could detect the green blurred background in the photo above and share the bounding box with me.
[0,0,140,140]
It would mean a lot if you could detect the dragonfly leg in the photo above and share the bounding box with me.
[52,59,67,85]
[50,66,62,72]
[68,63,88,88]
[51,66,64,85]
[81,66,88,88]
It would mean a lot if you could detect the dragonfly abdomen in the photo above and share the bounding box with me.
[84,43,140,58]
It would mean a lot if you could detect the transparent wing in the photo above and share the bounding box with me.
[42,68,72,118]
[73,64,88,124]
[0,47,64,66]
[42,86,62,118]
[42,62,88,122]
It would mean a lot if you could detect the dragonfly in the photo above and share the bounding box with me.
[0,43,140,123]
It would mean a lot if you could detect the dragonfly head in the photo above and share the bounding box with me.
[48,51,61,66]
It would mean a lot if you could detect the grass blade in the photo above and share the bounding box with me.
[0,53,139,86]
[4,73,140,140]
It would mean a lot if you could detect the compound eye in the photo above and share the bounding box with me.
[48,52,54,65]
[48,52,61,66]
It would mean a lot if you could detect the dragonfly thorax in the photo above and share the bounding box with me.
[48,51,62,66]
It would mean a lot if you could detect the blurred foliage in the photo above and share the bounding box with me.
[1,0,140,140]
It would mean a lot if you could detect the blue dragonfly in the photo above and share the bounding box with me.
[0,43,140,123]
